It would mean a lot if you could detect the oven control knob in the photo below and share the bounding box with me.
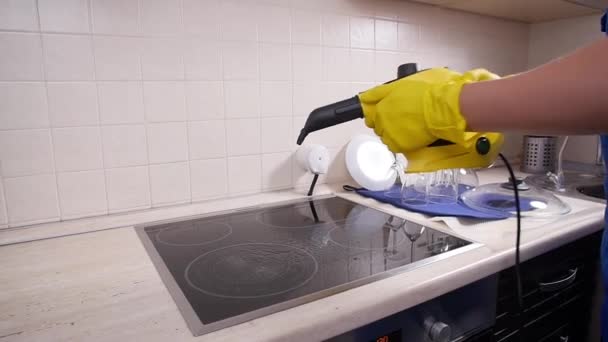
[424,319,451,342]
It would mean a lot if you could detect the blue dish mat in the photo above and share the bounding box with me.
[352,184,515,220]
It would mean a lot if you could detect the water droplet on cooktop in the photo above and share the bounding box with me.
[185,243,318,298]
[156,221,232,246]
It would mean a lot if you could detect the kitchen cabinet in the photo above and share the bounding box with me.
[491,230,602,342]
[328,230,602,342]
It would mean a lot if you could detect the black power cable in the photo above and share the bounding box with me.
[498,153,524,341]
[307,173,320,196]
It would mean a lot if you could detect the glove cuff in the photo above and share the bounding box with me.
[424,69,499,146]
[423,80,468,146]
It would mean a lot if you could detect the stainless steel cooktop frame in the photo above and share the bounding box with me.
[135,194,482,336]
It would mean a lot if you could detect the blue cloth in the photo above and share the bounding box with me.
[356,186,534,220]
[357,187,508,219]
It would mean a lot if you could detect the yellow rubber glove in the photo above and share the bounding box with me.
[359,68,500,154]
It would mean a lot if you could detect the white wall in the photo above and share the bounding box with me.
[0,0,529,228]
[527,14,605,164]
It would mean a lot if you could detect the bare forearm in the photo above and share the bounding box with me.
[461,38,608,134]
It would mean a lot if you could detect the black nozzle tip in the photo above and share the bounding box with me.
[296,130,307,145]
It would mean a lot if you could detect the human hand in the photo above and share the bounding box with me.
[359,68,499,153]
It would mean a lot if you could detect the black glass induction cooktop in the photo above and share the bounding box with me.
[136,196,476,336]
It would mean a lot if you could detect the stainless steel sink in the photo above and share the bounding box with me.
[576,184,605,200]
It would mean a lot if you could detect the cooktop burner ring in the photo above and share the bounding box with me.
[155,221,232,247]
[328,224,408,251]
[255,205,327,229]
[184,243,319,299]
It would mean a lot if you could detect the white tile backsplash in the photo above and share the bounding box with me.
[53,127,103,172]
[105,166,150,212]
[398,22,419,51]
[323,47,350,81]
[0,129,54,177]
[143,81,186,122]
[258,5,291,44]
[57,170,107,219]
[97,82,145,124]
[292,9,321,45]
[261,117,293,153]
[350,17,375,49]
[0,82,49,129]
[146,122,188,164]
[0,33,44,80]
[322,14,350,47]
[91,0,139,35]
[183,0,220,38]
[419,25,441,51]
[292,82,326,116]
[260,44,292,81]
[0,0,38,31]
[4,174,59,226]
[292,45,322,81]
[149,162,190,206]
[184,40,222,80]
[326,82,354,104]
[47,82,99,127]
[224,81,260,118]
[222,42,258,80]
[140,0,182,36]
[38,0,90,33]
[141,38,184,80]
[375,19,398,51]
[374,50,400,82]
[101,125,148,168]
[150,162,190,206]
[0,0,530,227]
[260,82,292,117]
[190,158,228,200]
[326,147,349,183]
[227,155,261,194]
[262,152,292,190]
[226,118,261,156]
[188,120,226,160]
[185,81,224,120]
[93,36,142,81]
[350,49,375,82]
[221,1,258,42]
[43,34,95,81]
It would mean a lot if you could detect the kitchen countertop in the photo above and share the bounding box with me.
[0,167,605,342]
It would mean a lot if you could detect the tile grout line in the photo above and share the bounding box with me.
[34,0,61,226]
[255,15,263,194]
[218,8,231,197]
[0,156,265,182]
[88,0,110,218]
[289,6,296,189]
[178,0,194,206]
[136,0,154,212]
